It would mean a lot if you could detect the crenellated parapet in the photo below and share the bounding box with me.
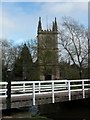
[37,17,58,34]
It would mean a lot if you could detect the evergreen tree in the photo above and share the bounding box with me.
[13,44,33,80]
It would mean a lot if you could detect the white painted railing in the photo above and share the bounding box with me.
[0,79,90,105]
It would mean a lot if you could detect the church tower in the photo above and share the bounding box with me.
[37,17,60,80]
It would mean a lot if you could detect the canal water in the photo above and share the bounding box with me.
[2,98,90,120]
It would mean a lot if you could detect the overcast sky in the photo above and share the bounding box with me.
[1,1,88,45]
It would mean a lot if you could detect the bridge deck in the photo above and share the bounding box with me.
[0,79,90,109]
[1,90,89,109]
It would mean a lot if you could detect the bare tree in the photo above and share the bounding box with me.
[2,39,13,69]
[2,39,22,70]
[26,39,37,62]
[58,17,88,79]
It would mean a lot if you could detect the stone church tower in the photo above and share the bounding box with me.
[37,17,60,80]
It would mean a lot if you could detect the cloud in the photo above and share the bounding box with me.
[40,2,88,15]
[2,11,16,31]
[1,3,38,40]
[38,2,88,27]
[40,3,74,15]
[1,0,89,2]
[1,2,88,44]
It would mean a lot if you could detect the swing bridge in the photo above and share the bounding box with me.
[0,79,90,110]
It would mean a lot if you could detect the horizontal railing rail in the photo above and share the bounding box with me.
[0,79,90,105]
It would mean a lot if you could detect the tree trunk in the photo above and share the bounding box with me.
[79,67,82,79]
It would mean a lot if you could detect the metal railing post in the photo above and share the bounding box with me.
[33,82,35,106]
[5,83,7,96]
[82,80,85,98]
[23,83,25,93]
[52,81,55,103]
[68,81,71,100]
[6,80,11,115]
[39,82,41,93]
